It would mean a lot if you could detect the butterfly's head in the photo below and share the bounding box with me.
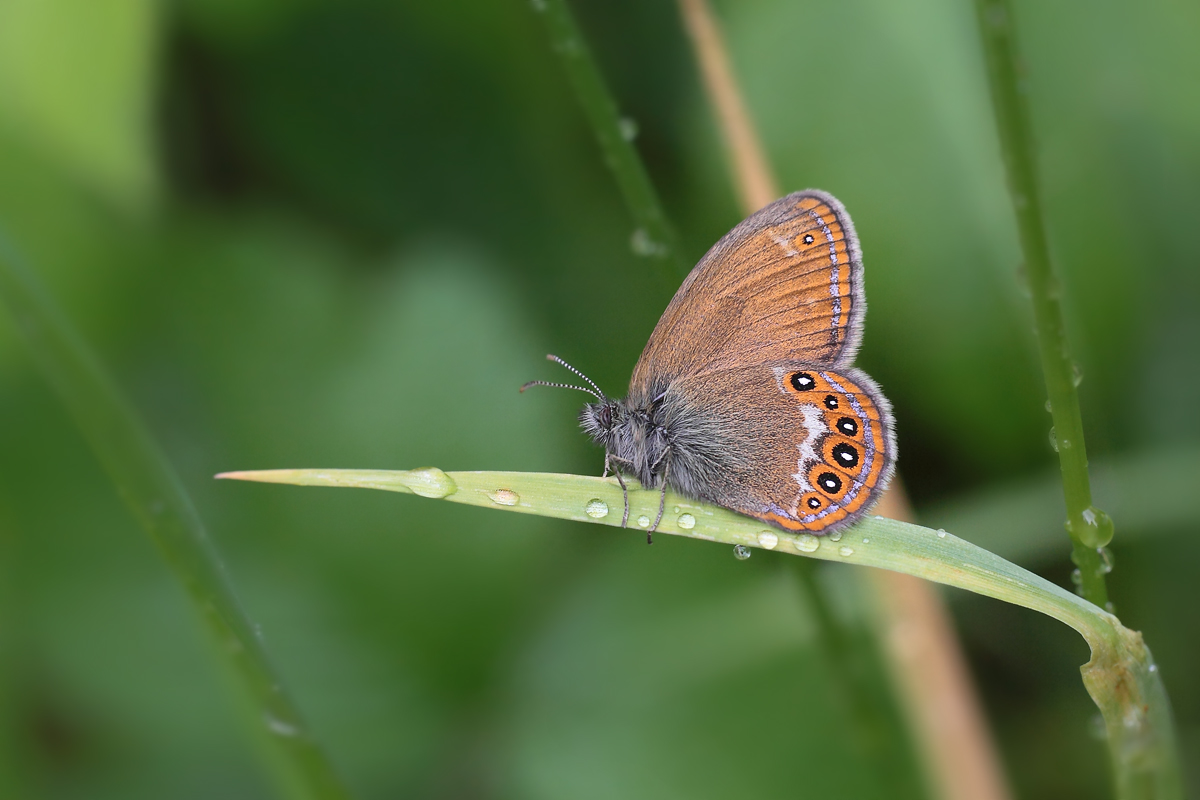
[579,399,622,447]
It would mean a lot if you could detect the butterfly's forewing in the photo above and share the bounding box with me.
[668,364,895,533]
[630,190,864,396]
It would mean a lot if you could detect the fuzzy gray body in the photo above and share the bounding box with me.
[580,382,729,502]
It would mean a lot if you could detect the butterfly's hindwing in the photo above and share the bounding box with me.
[664,364,895,534]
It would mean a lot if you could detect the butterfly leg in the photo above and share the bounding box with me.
[613,468,630,528]
[603,451,632,528]
[647,456,670,543]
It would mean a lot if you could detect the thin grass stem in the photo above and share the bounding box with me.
[972,0,1112,606]
[0,238,352,800]
[531,0,689,285]
[958,5,1181,792]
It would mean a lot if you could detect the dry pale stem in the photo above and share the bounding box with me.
[676,0,778,211]
[675,3,1010,798]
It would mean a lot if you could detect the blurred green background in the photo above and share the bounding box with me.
[0,0,1197,798]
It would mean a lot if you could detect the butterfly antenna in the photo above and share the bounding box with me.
[545,354,606,399]
[519,380,602,400]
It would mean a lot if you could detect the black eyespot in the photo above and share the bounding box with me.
[836,417,858,436]
[832,442,859,469]
[818,472,842,494]
[807,497,821,509]
[790,372,815,391]
[803,234,815,245]
[823,394,839,410]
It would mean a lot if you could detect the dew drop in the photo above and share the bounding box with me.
[1072,362,1084,387]
[677,513,696,530]
[489,489,519,506]
[406,467,457,498]
[794,534,820,553]
[733,544,751,560]
[758,531,778,550]
[1048,427,1059,452]
[584,499,609,519]
[1098,546,1114,574]
[673,506,681,514]
[838,546,855,557]
[828,530,844,543]
[1044,398,1053,413]
[1060,437,1072,449]
[936,529,947,539]
[264,713,299,738]
[1149,663,1158,673]
[636,515,651,528]
[861,537,869,544]
[630,228,665,257]
[618,117,639,141]
[1077,506,1114,547]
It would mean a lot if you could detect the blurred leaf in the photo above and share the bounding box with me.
[0,0,159,208]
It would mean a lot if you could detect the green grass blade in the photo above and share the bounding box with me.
[532,0,689,286]
[973,0,1111,605]
[0,238,352,800]
[220,465,1182,797]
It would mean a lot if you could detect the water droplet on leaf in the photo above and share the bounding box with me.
[838,546,855,557]
[733,544,751,560]
[637,515,651,528]
[405,467,457,498]
[585,499,609,519]
[677,513,696,530]
[489,489,519,506]
[758,531,778,550]
[1048,427,1058,452]
[794,534,819,553]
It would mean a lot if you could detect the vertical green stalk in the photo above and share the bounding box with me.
[0,237,351,800]
[973,0,1111,607]
[532,0,689,285]
[0,522,23,800]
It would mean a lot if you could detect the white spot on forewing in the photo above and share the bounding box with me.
[792,403,827,492]
[772,234,799,257]
[772,366,788,392]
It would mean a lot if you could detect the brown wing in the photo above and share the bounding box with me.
[667,364,895,534]
[630,190,865,396]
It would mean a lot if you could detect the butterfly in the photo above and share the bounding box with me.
[524,190,896,543]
